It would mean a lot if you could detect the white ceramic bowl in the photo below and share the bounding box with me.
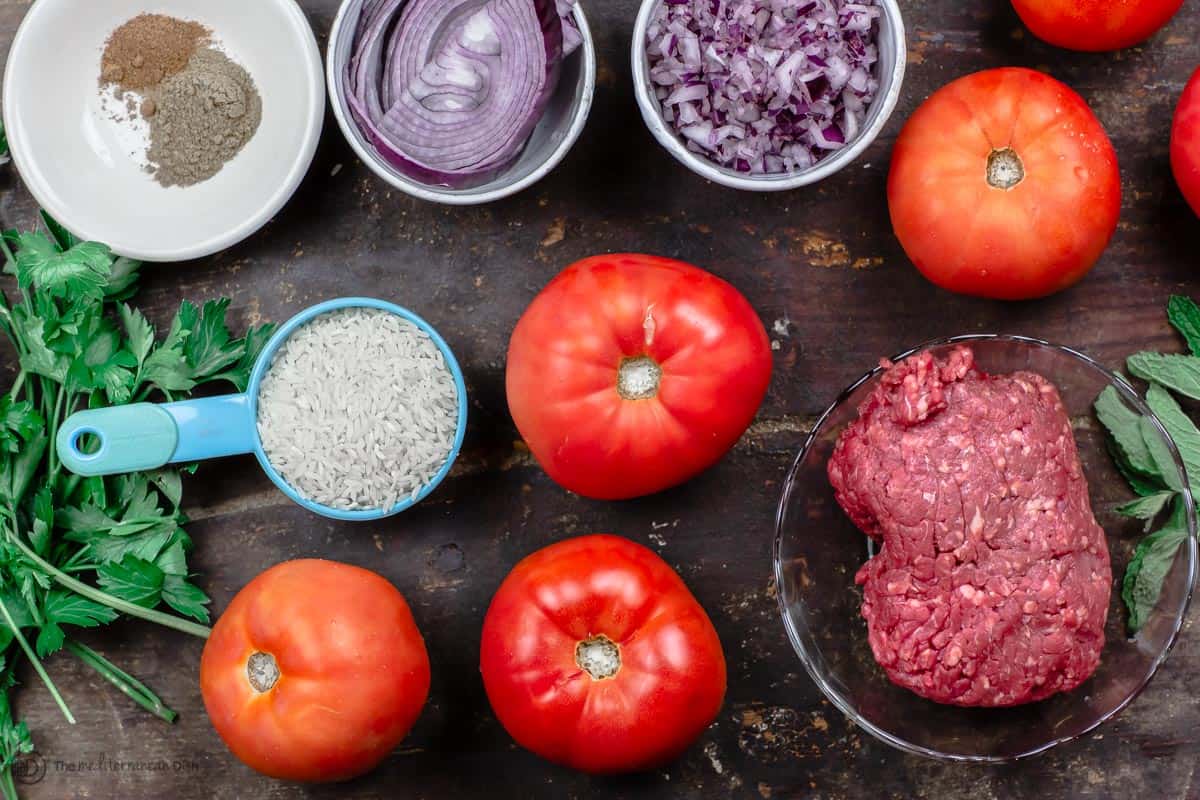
[327,0,596,206]
[631,0,906,192]
[3,0,324,262]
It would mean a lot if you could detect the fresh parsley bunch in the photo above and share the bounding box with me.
[1096,296,1200,633]
[0,212,271,799]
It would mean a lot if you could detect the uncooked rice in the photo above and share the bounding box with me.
[256,308,459,511]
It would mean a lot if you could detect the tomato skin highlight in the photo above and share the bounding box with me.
[1172,67,1200,217]
[506,254,772,500]
[199,559,431,782]
[887,68,1120,301]
[479,535,727,774]
[1011,0,1183,52]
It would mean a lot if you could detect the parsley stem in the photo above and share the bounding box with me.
[46,382,65,477]
[0,766,16,800]
[5,534,211,640]
[0,595,74,724]
[65,640,176,723]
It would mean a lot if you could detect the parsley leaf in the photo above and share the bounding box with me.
[97,557,165,608]
[161,576,210,623]
[38,211,78,252]
[36,592,118,657]
[0,400,41,455]
[118,304,155,368]
[14,235,112,300]
[213,322,276,392]
[183,299,243,378]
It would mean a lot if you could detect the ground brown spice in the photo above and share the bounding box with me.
[100,14,210,92]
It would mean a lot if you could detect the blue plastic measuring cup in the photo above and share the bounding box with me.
[54,297,468,521]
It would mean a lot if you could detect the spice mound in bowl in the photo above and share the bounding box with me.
[100,14,262,188]
[3,0,323,260]
[827,346,1111,707]
[256,308,461,512]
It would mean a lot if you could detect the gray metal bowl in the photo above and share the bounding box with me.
[631,0,906,192]
[327,0,596,205]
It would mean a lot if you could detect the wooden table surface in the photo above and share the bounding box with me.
[2,0,1199,797]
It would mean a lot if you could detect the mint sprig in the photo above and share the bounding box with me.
[1096,295,1200,633]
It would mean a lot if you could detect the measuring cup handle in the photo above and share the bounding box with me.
[57,394,255,477]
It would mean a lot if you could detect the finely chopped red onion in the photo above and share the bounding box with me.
[645,0,881,174]
[256,308,459,511]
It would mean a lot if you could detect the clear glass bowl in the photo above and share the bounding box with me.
[774,335,1197,762]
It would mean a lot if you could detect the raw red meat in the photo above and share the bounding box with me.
[827,346,1111,707]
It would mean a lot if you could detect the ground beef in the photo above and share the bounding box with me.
[827,346,1111,707]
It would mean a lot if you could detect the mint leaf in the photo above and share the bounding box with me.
[1116,490,1176,520]
[1168,295,1200,356]
[1095,386,1163,486]
[97,556,164,607]
[1144,382,1200,496]
[1127,352,1200,401]
[1140,416,1184,492]
[1123,498,1191,633]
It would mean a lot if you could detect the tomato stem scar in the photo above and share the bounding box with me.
[575,634,621,680]
[986,147,1025,190]
[617,356,661,400]
[247,651,280,692]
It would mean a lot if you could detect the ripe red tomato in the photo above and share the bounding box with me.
[1011,0,1183,52]
[888,68,1120,300]
[479,535,726,774]
[1172,67,1200,217]
[506,254,771,500]
[200,559,430,782]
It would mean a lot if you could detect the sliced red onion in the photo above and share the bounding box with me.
[646,0,881,175]
[346,0,572,188]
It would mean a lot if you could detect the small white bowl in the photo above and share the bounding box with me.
[631,0,906,192]
[3,0,324,262]
[327,0,596,206]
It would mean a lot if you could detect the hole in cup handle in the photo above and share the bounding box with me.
[70,428,104,460]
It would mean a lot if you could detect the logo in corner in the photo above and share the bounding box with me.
[11,752,45,785]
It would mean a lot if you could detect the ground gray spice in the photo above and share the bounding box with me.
[144,47,262,188]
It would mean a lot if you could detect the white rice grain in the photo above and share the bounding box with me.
[256,308,459,511]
